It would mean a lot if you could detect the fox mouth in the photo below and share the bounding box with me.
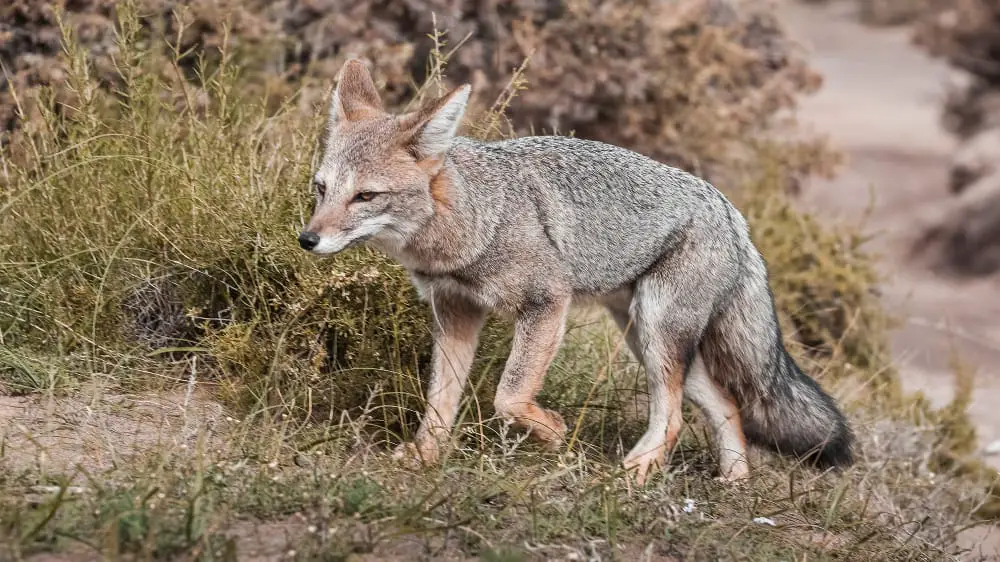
[307,232,375,256]
[343,234,373,250]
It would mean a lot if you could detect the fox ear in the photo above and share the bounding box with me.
[329,59,384,124]
[398,84,471,160]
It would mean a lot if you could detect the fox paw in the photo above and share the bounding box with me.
[623,441,668,487]
[714,468,750,484]
[532,408,568,450]
[391,440,440,468]
[713,469,751,484]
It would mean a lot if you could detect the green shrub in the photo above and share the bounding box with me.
[0,1,445,437]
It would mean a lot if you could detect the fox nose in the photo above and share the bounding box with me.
[298,231,320,251]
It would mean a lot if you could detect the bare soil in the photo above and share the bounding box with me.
[0,386,229,477]
[774,0,1000,557]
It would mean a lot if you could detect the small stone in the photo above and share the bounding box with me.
[984,440,1000,456]
[29,485,87,496]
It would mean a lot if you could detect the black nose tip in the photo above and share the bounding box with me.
[298,231,320,251]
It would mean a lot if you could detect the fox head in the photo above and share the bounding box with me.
[298,59,471,255]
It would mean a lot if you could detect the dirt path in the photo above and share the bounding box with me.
[773,1,1000,557]
[775,0,1000,458]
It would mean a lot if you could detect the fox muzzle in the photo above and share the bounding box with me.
[298,231,320,251]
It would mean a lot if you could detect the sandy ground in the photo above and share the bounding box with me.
[0,386,229,476]
[773,0,1000,558]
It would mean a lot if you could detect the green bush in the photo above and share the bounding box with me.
[0,3,448,437]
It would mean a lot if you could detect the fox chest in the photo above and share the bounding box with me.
[409,270,508,312]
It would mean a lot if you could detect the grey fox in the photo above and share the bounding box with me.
[298,59,854,484]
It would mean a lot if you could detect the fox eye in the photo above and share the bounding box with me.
[313,181,326,198]
[352,191,379,203]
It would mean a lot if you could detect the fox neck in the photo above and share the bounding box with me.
[381,150,501,275]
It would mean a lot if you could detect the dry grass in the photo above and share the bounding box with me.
[0,320,994,561]
[0,1,997,560]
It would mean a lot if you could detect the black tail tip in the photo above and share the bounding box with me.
[803,424,855,470]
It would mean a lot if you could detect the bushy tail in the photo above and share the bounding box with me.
[700,276,855,469]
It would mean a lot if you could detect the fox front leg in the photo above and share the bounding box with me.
[492,294,571,449]
[393,291,486,466]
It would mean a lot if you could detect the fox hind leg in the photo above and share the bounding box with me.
[607,246,733,485]
[684,352,750,481]
[610,303,750,482]
[608,302,700,485]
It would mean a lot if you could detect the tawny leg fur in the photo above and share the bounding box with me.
[393,291,486,465]
[493,296,571,448]
[627,346,686,484]
[684,353,750,481]
[608,305,687,485]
